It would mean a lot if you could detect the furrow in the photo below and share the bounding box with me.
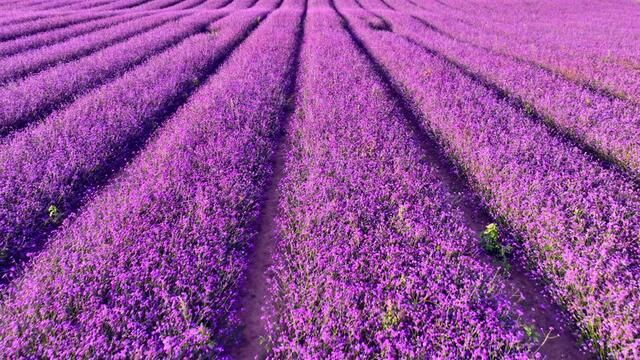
[340,8,640,357]
[265,3,532,358]
[0,7,302,358]
[0,12,178,84]
[0,10,267,281]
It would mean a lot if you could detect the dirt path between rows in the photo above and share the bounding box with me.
[232,135,289,360]
[333,6,592,358]
[231,5,306,358]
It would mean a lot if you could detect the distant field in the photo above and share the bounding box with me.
[0,0,638,358]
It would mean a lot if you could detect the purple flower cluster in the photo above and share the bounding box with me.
[93,0,158,10]
[0,12,136,58]
[0,11,225,134]
[0,12,104,42]
[0,0,637,357]
[411,1,640,102]
[222,0,260,11]
[132,0,196,9]
[340,9,639,356]
[265,6,530,358]
[0,13,45,26]
[377,11,640,180]
[0,10,265,274]
[0,6,302,357]
[64,1,123,11]
[161,0,211,10]
[28,0,86,11]
[0,12,180,84]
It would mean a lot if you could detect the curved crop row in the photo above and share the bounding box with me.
[0,11,104,42]
[356,0,391,10]
[381,0,419,12]
[24,0,81,11]
[0,11,178,84]
[380,12,640,180]
[341,9,640,357]
[2,0,47,10]
[0,10,266,276]
[59,0,114,10]
[0,13,46,27]
[265,6,530,358]
[223,0,258,10]
[197,0,232,9]
[0,7,303,357]
[0,11,225,135]
[168,0,210,9]
[0,12,136,58]
[133,0,187,9]
[412,8,640,102]
[93,0,152,10]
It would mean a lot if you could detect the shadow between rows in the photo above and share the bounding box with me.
[0,12,166,86]
[0,12,106,42]
[399,15,640,188]
[0,12,267,288]
[408,13,636,105]
[0,13,215,138]
[229,3,307,360]
[332,4,591,358]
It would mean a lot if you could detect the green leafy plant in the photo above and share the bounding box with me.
[523,102,536,116]
[523,323,540,341]
[481,223,511,260]
[47,204,63,224]
[382,302,402,330]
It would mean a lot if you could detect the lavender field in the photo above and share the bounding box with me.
[0,0,638,358]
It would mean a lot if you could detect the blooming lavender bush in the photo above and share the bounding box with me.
[0,11,225,134]
[0,11,179,84]
[265,6,530,358]
[0,6,302,357]
[340,9,639,357]
[0,0,637,358]
[0,12,138,57]
[0,9,265,274]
